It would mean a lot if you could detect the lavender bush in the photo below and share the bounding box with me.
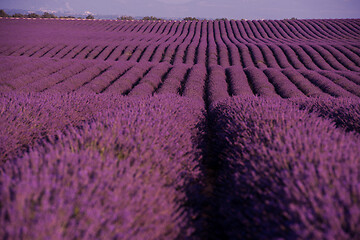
[292,96,360,134]
[211,97,360,239]
[0,94,205,239]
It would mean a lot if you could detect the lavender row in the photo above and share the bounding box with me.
[7,61,74,91]
[0,92,104,161]
[1,19,359,68]
[127,62,171,96]
[1,57,359,99]
[292,97,360,134]
[182,64,207,102]
[0,93,205,239]
[1,18,358,44]
[102,61,153,94]
[45,62,111,93]
[13,42,353,72]
[77,61,135,93]
[210,97,360,239]
[207,65,230,104]
[156,64,190,95]
[0,57,50,89]
[24,61,94,92]
[299,69,357,97]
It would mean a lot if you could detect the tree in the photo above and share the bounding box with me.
[59,15,75,19]
[214,18,228,21]
[0,9,9,18]
[117,15,134,20]
[26,13,40,18]
[183,17,198,21]
[142,16,162,20]
[12,13,25,18]
[86,14,95,19]
[42,12,57,18]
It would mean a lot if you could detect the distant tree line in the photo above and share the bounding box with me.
[0,9,94,19]
[0,9,298,21]
[118,16,163,21]
[120,16,239,21]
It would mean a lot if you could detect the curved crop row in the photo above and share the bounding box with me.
[263,68,306,98]
[0,58,49,88]
[293,97,360,134]
[300,69,356,97]
[244,67,279,97]
[1,55,359,99]
[182,64,207,102]
[7,60,72,90]
[102,62,153,94]
[1,19,359,71]
[226,66,253,96]
[78,61,135,93]
[23,61,92,92]
[44,62,110,93]
[207,65,230,104]
[129,62,171,96]
[156,64,190,95]
[1,18,359,45]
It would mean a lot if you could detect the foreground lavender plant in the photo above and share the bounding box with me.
[211,96,360,239]
[0,92,103,161]
[0,93,204,239]
[292,97,360,134]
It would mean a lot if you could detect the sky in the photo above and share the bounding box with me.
[1,0,360,20]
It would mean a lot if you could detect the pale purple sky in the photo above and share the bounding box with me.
[1,0,360,19]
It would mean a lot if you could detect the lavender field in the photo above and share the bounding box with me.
[0,17,360,239]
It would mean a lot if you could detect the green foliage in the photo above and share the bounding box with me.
[86,14,95,20]
[183,17,199,21]
[59,16,76,19]
[41,12,57,18]
[26,13,40,18]
[117,15,134,20]
[0,9,9,18]
[142,16,162,21]
[214,18,228,21]
[12,13,25,18]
